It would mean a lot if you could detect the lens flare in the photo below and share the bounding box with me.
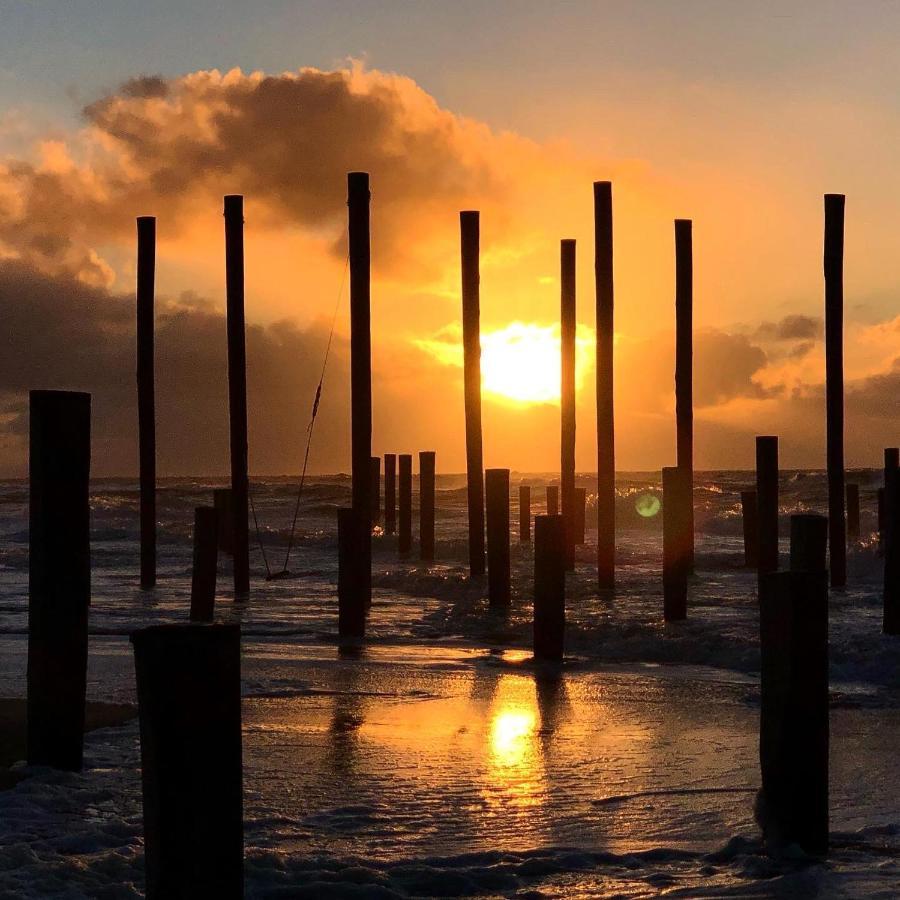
[635,493,661,518]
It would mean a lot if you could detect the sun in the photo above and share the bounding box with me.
[480,322,593,406]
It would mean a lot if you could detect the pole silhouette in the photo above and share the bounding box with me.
[741,490,759,568]
[28,390,91,771]
[756,436,779,581]
[190,507,218,624]
[384,454,397,535]
[594,181,615,589]
[675,219,694,570]
[419,451,436,561]
[224,195,250,599]
[348,172,372,604]
[546,485,559,516]
[460,211,485,576]
[662,466,690,621]
[136,216,156,590]
[519,485,531,543]
[485,469,511,607]
[398,454,412,554]
[561,239,577,571]
[534,515,565,661]
[824,193,846,588]
[370,456,381,526]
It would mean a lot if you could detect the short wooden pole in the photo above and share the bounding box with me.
[419,451,436,561]
[756,436,780,580]
[662,466,690,621]
[137,216,157,590]
[28,390,91,771]
[884,476,900,635]
[190,507,218,624]
[370,456,381,526]
[790,513,828,573]
[534,515,565,661]
[594,181,616,589]
[519,484,531,543]
[560,238,577,572]
[881,449,898,550]
[348,173,372,606]
[131,623,243,898]
[485,468,511,607]
[461,211,486,576]
[675,218,694,571]
[384,453,397,535]
[338,508,368,637]
[546,485,559,516]
[845,483,860,541]
[574,487,587,545]
[824,193,846,588]
[214,488,235,556]
[224,195,250,599]
[741,490,759,568]
[398,454,412,554]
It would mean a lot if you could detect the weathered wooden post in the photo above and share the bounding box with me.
[675,218,695,571]
[519,484,531,543]
[224,195,250,599]
[741,490,759,568]
[398,454,412,554]
[131,623,243,898]
[348,173,373,605]
[824,193,846,589]
[419,451,436,561]
[845,483,860,541]
[485,469,511,607]
[546,485,559,516]
[384,453,397,535]
[560,238,577,571]
[880,448,899,549]
[28,390,91,771]
[338,508,368,637]
[883,474,900,635]
[662,466,690,621]
[460,211,486,576]
[574,487,587,545]
[190,507,218,624]
[136,216,156,590]
[214,488,235,556]
[534,515,565,661]
[758,515,828,856]
[370,456,381,526]
[594,181,616,589]
[756,436,780,580]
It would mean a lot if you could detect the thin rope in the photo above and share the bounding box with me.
[249,488,273,578]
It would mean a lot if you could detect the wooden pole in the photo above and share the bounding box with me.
[756,436,780,581]
[560,238,577,572]
[28,390,91,771]
[213,488,234,556]
[824,193,846,588]
[384,453,397,535]
[338,508,368,637]
[574,487,587,545]
[845,483,860,541]
[348,173,372,604]
[534,515,565,661]
[485,468,511,607]
[741,490,759,568]
[131,623,243,897]
[546,485,559,516]
[662,466,690,621]
[790,513,828,573]
[884,475,900,635]
[370,456,381,526]
[460,211,485,576]
[675,219,694,570]
[419,451,436,561]
[594,181,616,589]
[224,195,250,599]
[519,484,531,543]
[190,507,218,624]
[885,447,899,483]
[398,454,412,554]
[881,449,898,549]
[136,216,156,590]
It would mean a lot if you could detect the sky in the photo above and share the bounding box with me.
[2,1,900,475]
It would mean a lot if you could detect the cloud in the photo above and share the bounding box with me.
[755,314,823,342]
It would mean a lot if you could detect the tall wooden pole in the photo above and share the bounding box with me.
[224,196,250,599]
[594,181,615,589]
[560,239,577,572]
[348,173,372,605]
[824,193,846,588]
[675,219,694,570]
[460,211,485,576]
[136,216,156,590]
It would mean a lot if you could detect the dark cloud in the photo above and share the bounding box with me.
[755,314,823,342]
[0,260,351,476]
